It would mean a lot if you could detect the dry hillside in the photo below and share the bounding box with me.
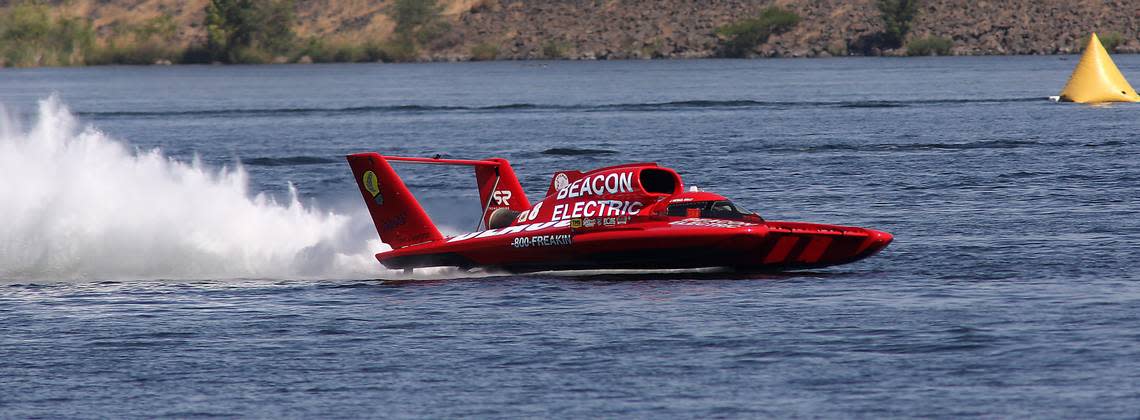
[16,0,1140,60]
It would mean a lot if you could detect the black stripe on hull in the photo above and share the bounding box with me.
[383,246,879,273]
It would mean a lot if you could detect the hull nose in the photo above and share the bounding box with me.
[752,225,892,270]
[868,229,893,255]
[811,228,891,268]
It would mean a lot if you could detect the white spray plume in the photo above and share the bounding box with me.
[0,97,396,281]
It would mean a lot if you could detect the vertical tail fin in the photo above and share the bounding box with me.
[474,158,530,228]
[346,153,443,248]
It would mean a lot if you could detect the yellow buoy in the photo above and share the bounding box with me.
[1058,33,1140,103]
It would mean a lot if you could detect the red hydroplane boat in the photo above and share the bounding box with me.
[347,153,892,273]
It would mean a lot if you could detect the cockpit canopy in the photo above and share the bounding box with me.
[665,199,759,221]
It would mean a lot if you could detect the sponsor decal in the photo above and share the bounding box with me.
[362,170,383,206]
[553,173,570,191]
[447,220,573,243]
[552,200,643,221]
[511,234,572,248]
[556,171,635,200]
[381,212,407,232]
[670,218,758,228]
[515,201,544,223]
[492,190,512,206]
[572,216,630,229]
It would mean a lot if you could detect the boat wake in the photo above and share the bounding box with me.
[76,97,1045,119]
[0,97,402,282]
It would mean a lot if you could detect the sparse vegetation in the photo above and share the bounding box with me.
[88,15,181,65]
[542,40,570,59]
[386,0,454,57]
[204,0,296,63]
[379,38,418,62]
[1100,32,1124,52]
[190,0,449,64]
[415,20,452,46]
[296,38,421,63]
[906,35,952,56]
[876,0,920,49]
[0,3,95,67]
[4,0,1129,66]
[714,7,800,58]
[638,39,664,59]
[1084,32,1125,52]
[390,0,442,37]
[826,41,848,57]
[469,42,498,61]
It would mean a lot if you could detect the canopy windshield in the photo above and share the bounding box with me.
[666,200,755,221]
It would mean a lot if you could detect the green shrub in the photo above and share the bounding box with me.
[1088,32,1125,52]
[906,35,951,56]
[415,20,451,45]
[389,0,442,37]
[381,37,418,62]
[88,41,177,65]
[295,38,330,62]
[296,38,402,63]
[181,45,213,64]
[87,15,182,65]
[876,0,919,48]
[0,3,96,67]
[333,44,366,62]
[542,40,570,59]
[362,42,395,62]
[388,0,453,52]
[230,46,274,64]
[296,38,354,62]
[714,7,800,58]
[132,15,178,42]
[469,42,498,60]
[636,39,663,58]
[204,0,296,63]
[285,6,450,64]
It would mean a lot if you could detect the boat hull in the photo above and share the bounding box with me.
[376,218,892,273]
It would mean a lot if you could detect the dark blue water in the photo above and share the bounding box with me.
[2,57,1139,417]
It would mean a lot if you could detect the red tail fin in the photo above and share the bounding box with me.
[474,158,530,227]
[346,153,443,248]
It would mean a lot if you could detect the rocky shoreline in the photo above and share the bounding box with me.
[6,0,1139,67]
[432,0,1140,61]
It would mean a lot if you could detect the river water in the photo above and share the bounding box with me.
[1,57,1138,417]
